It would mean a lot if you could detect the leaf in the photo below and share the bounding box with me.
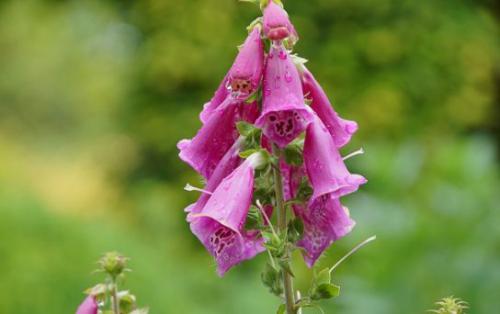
[284,143,304,166]
[276,304,286,314]
[261,263,283,296]
[311,283,340,300]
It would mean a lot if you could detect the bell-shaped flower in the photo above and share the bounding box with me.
[178,99,241,179]
[304,115,366,204]
[200,27,264,123]
[76,295,98,314]
[263,1,298,42]
[185,139,243,221]
[295,196,355,267]
[301,67,358,147]
[255,43,313,147]
[190,153,266,276]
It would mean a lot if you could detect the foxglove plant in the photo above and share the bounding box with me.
[179,1,374,312]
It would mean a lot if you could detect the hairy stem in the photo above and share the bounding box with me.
[272,144,296,314]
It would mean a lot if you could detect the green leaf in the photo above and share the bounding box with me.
[284,143,303,166]
[236,121,256,137]
[296,178,313,202]
[276,304,286,314]
[315,268,331,286]
[311,283,340,300]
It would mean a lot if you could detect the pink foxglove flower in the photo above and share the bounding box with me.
[190,153,265,276]
[200,27,264,123]
[76,295,98,314]
[301,67,358,148]
[263,0,298,42]
[296,196,355,267]
[185,139,243,221]
[304,114,366,204]
[178,99,241,179]
[281,162,355,267]
[255,43,313,147]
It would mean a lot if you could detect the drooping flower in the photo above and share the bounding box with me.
[200,27,264,123]
[301,67,358,148]
[295,196,355,267]
[280,161,355,267]
[76,295,98,314]
[185,139,243,221]
[190,153,266,276]
[255,43,313,148]
[262,0,298,42]
[178,99,241,179]
[304,114,366,204]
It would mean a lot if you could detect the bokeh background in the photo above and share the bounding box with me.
[0,0,499,313]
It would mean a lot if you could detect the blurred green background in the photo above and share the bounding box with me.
[0,0,499,313]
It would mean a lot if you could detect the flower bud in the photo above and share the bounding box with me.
[99,251,128,278]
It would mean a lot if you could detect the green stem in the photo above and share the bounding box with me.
[111,277,120,314]
[272,144,296,314]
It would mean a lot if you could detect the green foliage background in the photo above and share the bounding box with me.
[0,0,498,313]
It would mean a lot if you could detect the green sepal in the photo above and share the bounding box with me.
[287,217,304,243]
[315,268,331,286]
[245,205,263,230]
[119,292,137,313]
[311,283,340,300]
[236,121,257,137]
[239,148,259,158]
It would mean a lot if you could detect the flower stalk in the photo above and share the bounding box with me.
[272,143,296,314]
[111,277,120,314]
